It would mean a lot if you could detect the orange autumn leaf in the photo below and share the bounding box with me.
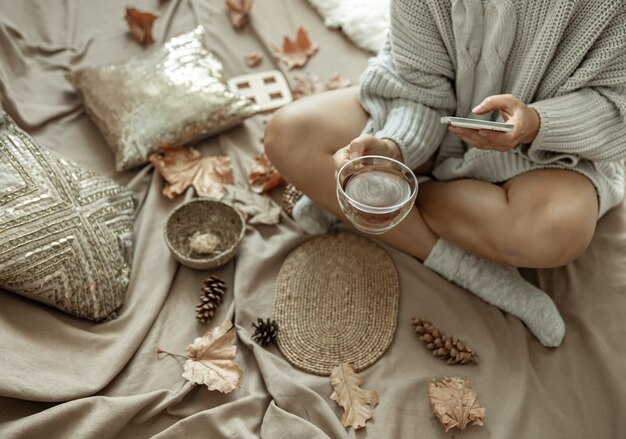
[226,0,253,30]
[273,27,318,70]
[125,7,158,46]
[248,153,286,193]
[429,377,486,432]
[150,146,233,199]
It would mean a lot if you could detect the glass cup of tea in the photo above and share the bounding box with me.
[336,155,418,234]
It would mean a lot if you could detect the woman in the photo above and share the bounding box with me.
[264,0,626,347]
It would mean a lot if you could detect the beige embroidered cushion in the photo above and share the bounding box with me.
[66,26,258,172]
[0,112,135,321]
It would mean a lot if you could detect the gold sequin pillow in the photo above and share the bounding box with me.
[66,26,258,172]
[0,112,135,321]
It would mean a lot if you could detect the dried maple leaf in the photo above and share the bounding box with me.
[150,146,233,199]
[226,0,253,30]
[248,153,286,193]
[330,363,379,429]
[428,377,486,432]
[244,51,263,67]
[324,73,352,91]
[222,186,281,225]
[125,7,158,46]
[182,321,242,393]
[273,27,318,70]
[292,73,323,99]
[292,73,352,99]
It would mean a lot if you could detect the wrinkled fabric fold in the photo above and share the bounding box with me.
[1,1,626,438]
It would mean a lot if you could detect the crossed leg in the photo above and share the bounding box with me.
[265,87,598,269]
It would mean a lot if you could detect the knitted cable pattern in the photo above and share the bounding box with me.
[360,0,626,216]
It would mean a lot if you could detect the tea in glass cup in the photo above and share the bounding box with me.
[336,155,418,234]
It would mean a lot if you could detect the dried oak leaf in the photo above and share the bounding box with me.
[182,320,243,393]
[292,72,352,99]
[222,186,281,225]
[248,153,286,193]
[150,146,233,200]
[273,27,318,70]
[330,363,379,429]
[244,51,263,67]
[428,377,486,432]
[226,0,253,30]
[125,7,158,46]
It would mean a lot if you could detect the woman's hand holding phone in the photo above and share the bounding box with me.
[446,94,541,152]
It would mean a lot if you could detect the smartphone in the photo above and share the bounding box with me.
[440,116,514,132]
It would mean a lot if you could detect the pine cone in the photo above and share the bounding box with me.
[282,184,303,217]
[195,276,226,324]
[412,318,479,365]
[251,318,279,346]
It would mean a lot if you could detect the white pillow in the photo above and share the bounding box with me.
[307,0,390,53]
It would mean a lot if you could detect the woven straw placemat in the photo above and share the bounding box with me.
[273,233,399,376]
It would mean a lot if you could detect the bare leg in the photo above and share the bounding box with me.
[265,88,578,346]
[417,170,598,268]
[265,87,438,260]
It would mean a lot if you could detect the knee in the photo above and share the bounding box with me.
[500,202,596,268]
[264,103,309,171]
[264,107,289,168]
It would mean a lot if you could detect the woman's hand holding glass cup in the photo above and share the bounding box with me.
[334,135,418,235]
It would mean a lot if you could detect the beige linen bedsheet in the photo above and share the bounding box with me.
[1,0,625,438]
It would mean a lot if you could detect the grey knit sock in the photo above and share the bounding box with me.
[424,239,565,347]
[292,195,338,235]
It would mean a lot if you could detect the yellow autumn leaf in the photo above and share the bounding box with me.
[330,363,378,429]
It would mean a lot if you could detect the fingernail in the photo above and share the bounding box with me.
[478,130,489,137]
[472,105,482,112]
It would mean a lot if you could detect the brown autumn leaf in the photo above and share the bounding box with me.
[244,51,264,67]
[182,320,242,393]
[428,377,486,432]
[125,7,158,46]
[248,153,286,193]
[226,0,253,30]
[292,72,352,99]
[150,146,233,199]
[273,27,318,70]
[330,363,379,429]
[222,186,281,225]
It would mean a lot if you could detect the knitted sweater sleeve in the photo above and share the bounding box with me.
[528,11,626,164]
[359,0,456,170]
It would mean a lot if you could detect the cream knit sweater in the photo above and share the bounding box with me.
[359,0,626,217]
